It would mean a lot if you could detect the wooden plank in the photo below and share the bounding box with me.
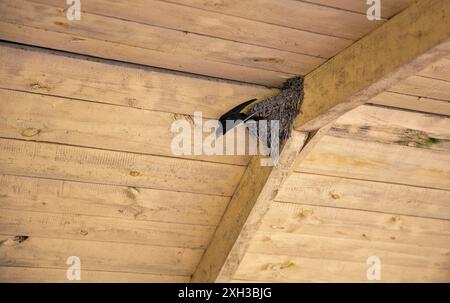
[418,57,450,81]
[297,136,450,190]
[35,0,352,58]
[233,253,450,282]
[0,208,214,248]
[294,0,450,131]
[277,172,450,220]
[0,234,201,276]
[0,43,278,119]
[0,175,228,226]
[163,0,381,40]
[249,232,450,270]
[191,0,450,282]
[390,76,450,101]
[0,0,324,86]
[260,202,450,249]
[0,266,190,282]
[0,22,292,87]
[369,92,450,116]
[305,0,414,18]
[191,131,309,282]
[238,198,450,282]
[0,138,245,196]
[327,104,450,152]
[0,88,249,166]
[334,104,450,136]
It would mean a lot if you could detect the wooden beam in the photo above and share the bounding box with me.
[191,130,308,282]
[192,0,450,282]
[294,0,450,131]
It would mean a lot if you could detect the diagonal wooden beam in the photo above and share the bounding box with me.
[294,0,450,131]
[192,0,450,282]
[192,130,308,282]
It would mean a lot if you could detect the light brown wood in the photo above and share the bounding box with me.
[327,104,450,152]
[261,202,450,249]
[277,172,450,220]
[0,21,294,87]
[1,0,448,284]
[0,42,278,119]
[233,201,450,282]
[0,0,326,86]
[297,135,450,190]
[0,234,202,276]
[189,0,450,278]
[390,76,450,101]
[0,175,228,226]
[34,0,352,58]
[234,103,450,283]
[305,0,414,18]
[0,88,249,166]
[369,92,450,116]
[163,0,381,40]
[293,0,450,131]
[0,209,214,248]
[191,131,308,282]
[418,57,450,81]
[0,266,190,282]
[0,138,245,196]
[249,232,450,270]
[233,253,450,282]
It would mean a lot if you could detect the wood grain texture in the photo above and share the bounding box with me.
[334,105,450,135]
[34,0,352,58]
[233,253,450,282]
[0,21,293,87]
[0,208,214,248]
[248,232,450,271]
[162,0,381,40]
[0,88,250,166]
[0,0,325,86]
[0,234,202,276]
[0,266,190,282]
[305,0,414,18]
[418,57,450,81]
[0,175,228,226]
[390,76,450,101]
[191,131,308,282]
[277,172,450,220]
[369,92,450,116]
[261,202,450,249]
[327,105,450,152]
[0,43,278,119]
[0,138,245,196]
[297,135,450,190]
[233,201,450,282]
[294,0,450,130]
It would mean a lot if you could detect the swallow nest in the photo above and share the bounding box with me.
[249,76,304,146]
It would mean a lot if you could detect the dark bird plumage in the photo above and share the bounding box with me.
[216,98,258,138]
[216,76,305,147]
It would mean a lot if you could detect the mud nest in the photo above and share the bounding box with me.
[249,76,304,146]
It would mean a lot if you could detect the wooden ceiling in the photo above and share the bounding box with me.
[0,0,407,87]
[0,0,449,282]
[234,91,450,281]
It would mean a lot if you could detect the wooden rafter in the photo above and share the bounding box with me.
[192,0,450,282]
[294,0,450,131]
